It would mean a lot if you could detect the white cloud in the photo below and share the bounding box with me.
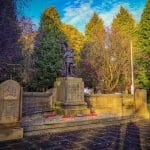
[99,3,130,27]
[62,0,143,32]
[62,1,94,33]
[130,7,143,22]
[74,0,82,5]
[100,0,118,8]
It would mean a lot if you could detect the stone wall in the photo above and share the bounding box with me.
[22,88,148,117]
[89,89,149,118]
[89,94,134,117]
[22,89,56,116]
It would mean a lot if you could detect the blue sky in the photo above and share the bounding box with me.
[22,0,147,32]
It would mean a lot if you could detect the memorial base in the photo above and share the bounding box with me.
[54,77,90,115]
[62,104,89,115]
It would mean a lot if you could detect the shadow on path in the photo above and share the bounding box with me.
[84,125,121,149]
[0,121,145,150]
[123,122,141,150]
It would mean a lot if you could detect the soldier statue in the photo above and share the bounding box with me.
[61,42,75,77]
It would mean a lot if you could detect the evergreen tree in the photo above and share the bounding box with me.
[78,13,105,92]
[112,6,135,34]
[31,6,66,91]
[137,0,150,88]
[85,12,105,42]
[61,23,84,62]
[0,0,22,82]
[111,6,136,93]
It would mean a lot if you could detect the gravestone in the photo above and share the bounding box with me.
[54,77,88,115]
[0,80,23,141]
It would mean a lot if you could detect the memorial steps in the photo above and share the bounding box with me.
[0,117,150,149]
[23,115,142,137]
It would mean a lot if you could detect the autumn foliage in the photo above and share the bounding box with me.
[0,1,150,92]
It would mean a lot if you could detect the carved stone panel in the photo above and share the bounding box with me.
[55,77,85,106]
[0,80,21,124]
[66,81,84,103]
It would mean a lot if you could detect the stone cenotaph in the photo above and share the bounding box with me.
[54,42,88,115]
[0,80,23,141]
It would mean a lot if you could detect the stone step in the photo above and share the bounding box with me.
[23,116,142,137]
[0,127,23,142]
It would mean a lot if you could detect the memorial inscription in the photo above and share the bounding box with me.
[0,80,23,141]
[67,82,84,103]
[0,80,21,124]
[4,86,18,100]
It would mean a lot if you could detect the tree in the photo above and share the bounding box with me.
[78,13,106,92]
[61,23,84,62]
[0,0,22,82]
[18,17,36,86]
[31,6,66,91]
[111,6,136,93]
[112,6,135,34]
[78,43,99,89]
[85,12,105,43]
[136,0,150,88]
[18,16,36,34]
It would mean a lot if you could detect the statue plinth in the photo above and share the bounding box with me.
[54,77,89,115]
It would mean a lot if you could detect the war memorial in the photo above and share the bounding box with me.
[0,0,150,149]
[0,41,150,149]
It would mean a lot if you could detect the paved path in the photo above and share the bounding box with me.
[0,120,150,150]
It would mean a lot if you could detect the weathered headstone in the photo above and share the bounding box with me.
[0,80,23,141]
[54,77,88,115]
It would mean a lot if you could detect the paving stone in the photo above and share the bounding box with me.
[0,146,13,150]
[1,120,150,150]
[51,146,67,150]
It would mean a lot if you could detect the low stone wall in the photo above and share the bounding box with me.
[22,89,56,116]
[89,94,134,117]
[22,88,149,117]
[89,89,149,118]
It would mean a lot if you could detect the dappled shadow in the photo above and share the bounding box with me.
[84,125,121,149]
[123,122,141,150]
[0,121,147,150]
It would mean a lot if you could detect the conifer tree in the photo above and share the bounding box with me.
[137,0,150,88]
[0,0,22,82]
[79,13,105,92]
[111,6,136,93]
[85,12,105,43]
[31,6,66,91]
[61,23,84,62]
[112,6,135,34]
